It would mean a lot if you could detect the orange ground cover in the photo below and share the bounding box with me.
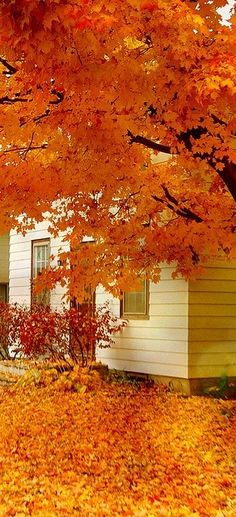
[0,377,235,516]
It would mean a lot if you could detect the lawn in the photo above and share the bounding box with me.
[0,372,235,516]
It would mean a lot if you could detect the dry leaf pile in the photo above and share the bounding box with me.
[0,375,234,516]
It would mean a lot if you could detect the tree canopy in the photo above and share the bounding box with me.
[0,0,236,298]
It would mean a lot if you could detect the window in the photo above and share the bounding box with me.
[31,240,50,305]
[121,279,149,319]
[0,284,8,303]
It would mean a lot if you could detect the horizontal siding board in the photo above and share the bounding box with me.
[189,364,236,378]
[189,342,236,354]
[150,292,188,304]
[113,338,188,353]
[190,279,236,292]
[151,280,188,293]
[158,267,180,280]
[189,316,236,329]
[96,356,188,378]
[9,286,30,296]
[120,327,188,340]
[189,292,236,304]
[122,316,187,329]
[150,303,188,317]
[9,278,33,288]
[188,352,236,366]
[189,328,236,341]
[9,268,30,278]
[10,242,31,253]
[204,259,236,269]
[189,305,236,317]
[9,251,32,262]
[99,348,187,366]
[200,268,236,280]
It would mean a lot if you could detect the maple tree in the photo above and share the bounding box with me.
[0,0,236,297]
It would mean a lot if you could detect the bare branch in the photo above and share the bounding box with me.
[161,185,178,205]
[0,96,28,104]
[34,108,51,124]
[22,132,35,160]
[49,88,64,105]
[128,126,236,202]
[127,130,172,155]
[0,57,17,75]
[189,245,200,265]
[0,142,48,158]
[152,185,203,223]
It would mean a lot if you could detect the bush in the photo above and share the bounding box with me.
[17,305,68,361]
[0,302,21,359]
[0,302,126,366]
[66,302,126,365]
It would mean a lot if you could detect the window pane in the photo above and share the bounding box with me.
[33,243,49,278]
[32,241,50,306]
[123,280,147,316]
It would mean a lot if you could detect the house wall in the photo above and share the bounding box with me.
[0,233,9,284]
[188,260,236,379]
[9,224,68,309]
[96,265,189,379]
[8,223,236,386]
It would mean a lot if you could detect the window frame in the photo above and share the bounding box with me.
[31,238,50,306]
[120,279,149,320]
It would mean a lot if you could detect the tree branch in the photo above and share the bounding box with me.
[49,88,64,105]
[127,130,172,155]
[152,185,203,223]
[0,142,48,158]
[0,96,28,104]
[128,128,236,202]
[21,132,35,160]
[0,57,17,75]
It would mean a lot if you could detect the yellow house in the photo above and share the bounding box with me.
[1,227,236,394]
[0,234,9,302]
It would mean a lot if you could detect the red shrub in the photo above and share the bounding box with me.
[0,303,126,366]
[66,302,126,365]
[0,302,21,359]
[18,305,68,361]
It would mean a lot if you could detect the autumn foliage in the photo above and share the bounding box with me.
[0,1,235,297]
[0,303,20,360]
[0,379,234,516]
[0,302,126,365]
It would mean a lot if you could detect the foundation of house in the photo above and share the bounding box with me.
[125,371,236,397]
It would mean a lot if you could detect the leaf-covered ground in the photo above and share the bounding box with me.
[0,378,235,516]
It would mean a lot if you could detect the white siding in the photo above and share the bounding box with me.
[97,266,189,378]
[9,224,236,383]
[9,223,68,308]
